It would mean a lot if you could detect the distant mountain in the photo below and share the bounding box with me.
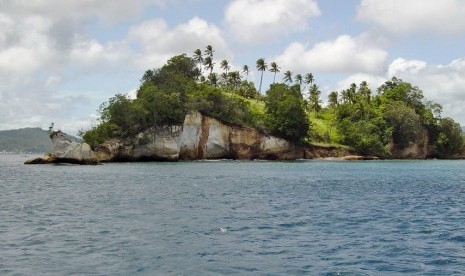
[0,128,80,153]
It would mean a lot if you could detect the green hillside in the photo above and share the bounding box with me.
[0,128,52,153]
[0,128,81,153]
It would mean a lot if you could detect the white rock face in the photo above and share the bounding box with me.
[178,112,202,159]
[50,131,96,162]
[132,126,182,160]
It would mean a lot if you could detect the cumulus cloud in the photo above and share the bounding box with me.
[225,0,321,43]
[274,34,388,74]
[357,0,465,35]
[128,17,231,69]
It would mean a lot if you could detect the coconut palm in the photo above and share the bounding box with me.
[269,62,280,83]
[204,56,214,74]
[328,91,339,108]
[283,70,293,84]
[242,65,250,80]
[220,60,230,75]
[193,49,203,75]
[309,84,322,114]
[205,45,214,58]
[295,74,303,85]
[304,73,314,86]
[256,58,267,93]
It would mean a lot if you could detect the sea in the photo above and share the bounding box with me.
[1,154,465,275]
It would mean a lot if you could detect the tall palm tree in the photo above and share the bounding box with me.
[205,45,214,59]
[256,58,267,93]
[295,74,303,85]
[309,84,322,114]
[304,73,314,86]
[193,49,203,75]
[269,62,280,83]
[242,65,250,80]
[283,70,293,84]
[220,60,230,75]
[204,56,214,74]
[328,91,339,108]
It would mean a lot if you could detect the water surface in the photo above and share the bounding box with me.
[1,155,465,274]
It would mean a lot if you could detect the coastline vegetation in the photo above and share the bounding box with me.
[82,45,464,158]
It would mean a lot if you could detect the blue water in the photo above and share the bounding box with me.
[1,155,465,275]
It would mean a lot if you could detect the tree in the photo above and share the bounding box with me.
[283,70,293,84]
[242,65,250,80]
[433,117,464,158]
[204,56,214,74]
[193,49,203,77]
[265,84,310,142]
[256,58,267,93]
[205,45,214,59]
[269,62,280,83]
[295,74,303,85]
[308,84,322,113]
[384,101,422,149]
[220,59,230,75]
[304,73,314,86]
[208,72,218,87]
[328,91,339,108]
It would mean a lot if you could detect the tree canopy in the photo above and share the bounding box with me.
[82,48,464,158]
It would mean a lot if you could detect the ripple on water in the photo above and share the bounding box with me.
[1,156,465,274]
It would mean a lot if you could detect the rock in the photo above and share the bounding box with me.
[340,155,364,161]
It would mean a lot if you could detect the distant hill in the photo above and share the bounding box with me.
[0,128,80,153]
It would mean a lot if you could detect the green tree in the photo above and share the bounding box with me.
[383,101,422,149]
[242,65,250,80]
[308,84,322,114]
[433,117,464,158]
[220,59,230,75]
[328,91,339,108]
[269,62,280,83]
[283,70,293,84]
[193,49,203,77]
[265,84,309,142]
[256,58,267,93]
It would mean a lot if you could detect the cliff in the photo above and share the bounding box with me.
[26,112,352,164]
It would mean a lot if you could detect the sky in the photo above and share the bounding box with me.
[1,0,465,134]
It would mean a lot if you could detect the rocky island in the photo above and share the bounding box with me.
[26,46,465,164]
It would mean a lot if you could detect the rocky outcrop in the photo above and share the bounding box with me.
[25,131,98,165]
[25,112,368,165]
[96,112,305,162]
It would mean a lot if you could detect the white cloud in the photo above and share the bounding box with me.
[275,34,388,74]
[335,73,386,92]
[225,0,321,43]
[357,0,465,35]
[128,17,231,69]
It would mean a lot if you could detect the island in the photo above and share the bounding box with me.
[26,45,465,164]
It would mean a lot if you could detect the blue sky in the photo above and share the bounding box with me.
[1,0,465,134]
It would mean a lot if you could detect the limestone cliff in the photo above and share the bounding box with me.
[96,112,305,161]
[25,112,355,164]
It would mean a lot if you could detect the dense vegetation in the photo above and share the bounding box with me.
[82,45,464,158]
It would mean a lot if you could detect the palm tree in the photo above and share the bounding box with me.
[309,84,322,114]
[304,73,314,86]
[328,91,339,108]
[295,74,303,85]
[205,45,214,59]
[283,70,293,84]
[256,58,267,93]
[242,65,250,80]
[269,62,280,83]
[193,49,203,75]
[204,56,214,74]
[229,71,241,89]
[220,60,230,75]
[208,72,218,87]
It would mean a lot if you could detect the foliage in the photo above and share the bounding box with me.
[265,84,309,142]
[81,48,463,158]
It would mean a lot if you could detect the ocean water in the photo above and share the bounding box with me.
[1,155,465,275]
